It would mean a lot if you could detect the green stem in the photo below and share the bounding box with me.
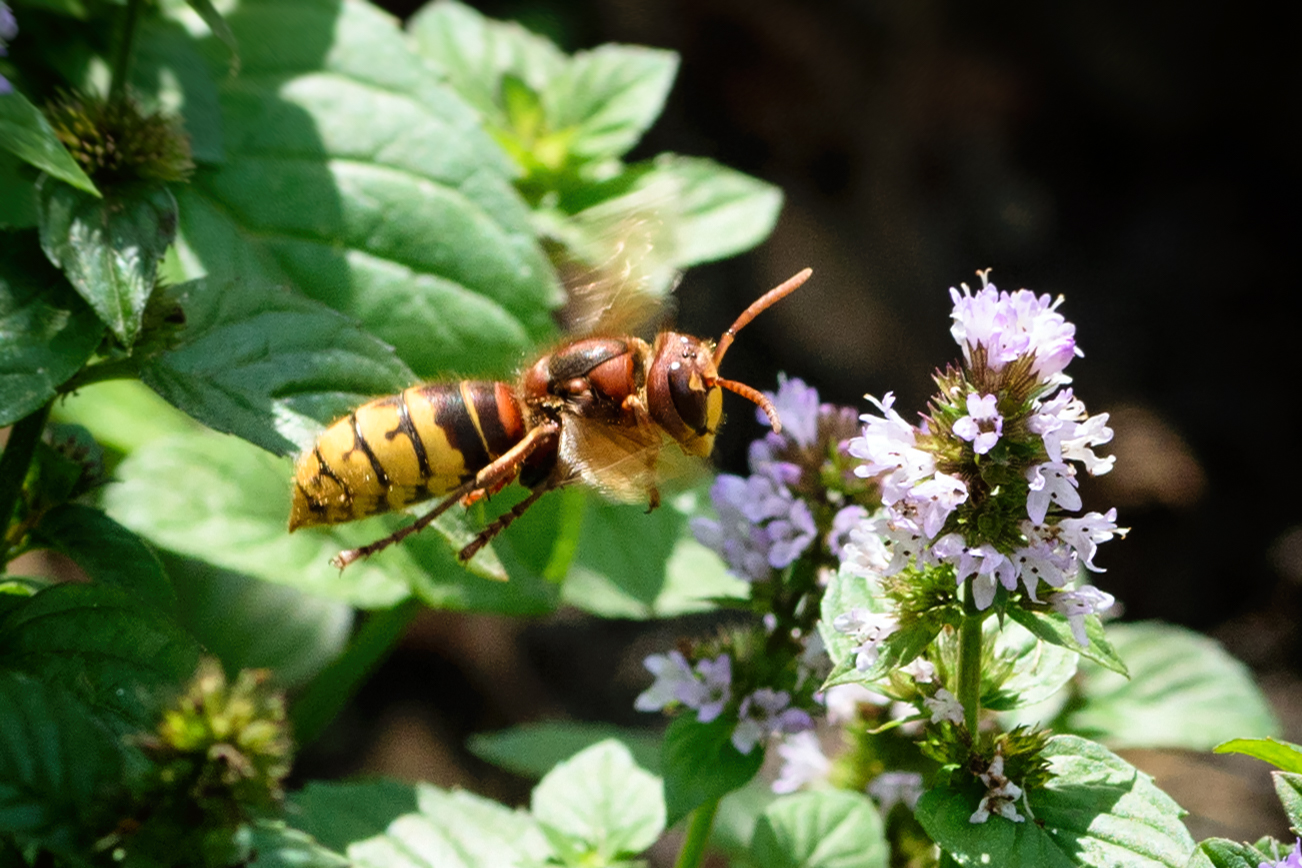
[0,403,51,566]
[956,579,985,734]
[289,597,422,746]
[58,359,141,394]
[673,799,719,868]
[108,0,145,103]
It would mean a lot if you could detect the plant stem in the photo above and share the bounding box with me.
[0,403,51,566]
[673,799,719,868]
[956,579,985,734]
[289,597,422,746]
[109,0,144,103]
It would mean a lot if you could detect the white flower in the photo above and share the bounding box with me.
[923,688,964,725]
[1057,509,1126,571]
[969,752,1025,824]
[1025,461,1081,524]
[832,608,899,671]
[900,657,936,684]
[850,393,936,505]
[868,771,924,814]
[1052,585,1116,645]
[772,731,831,794]
[910,471,969,538]
[953,393,1004,455]
[823,683,891,725]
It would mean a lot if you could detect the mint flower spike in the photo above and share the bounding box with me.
[1259,838,1302,868]
[633,651,733,723]
[949,273,1082,385]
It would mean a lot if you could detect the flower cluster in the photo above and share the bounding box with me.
[1,3,16,95]
[1260,839,1302,868]
[634,650,814,754]
[842,274,1123,638]
[691,377,873,580]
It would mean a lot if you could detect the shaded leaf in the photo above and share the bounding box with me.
[750,790,889,868]
[1066,621,1278,750]
[139,275,415,457]
[0,90,99,195]
[32,502,176,612]
[469,721,663,778]
[662,715,765,828]
[0,583,200,734]
[0,671,124,856]
[131,16,225,163]
[0,148,37,229]
[916,735,1194,868]
[1274,773,1302,836]
[289,779,420,854]
[244,820,349,868]
[184,0,240,74]
[0,232,104,426]
[163,552,353,690]
[36,179,177,345]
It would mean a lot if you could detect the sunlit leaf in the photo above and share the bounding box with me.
[750,790,888,868]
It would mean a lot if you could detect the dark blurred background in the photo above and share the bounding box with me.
[307,0,1302,843]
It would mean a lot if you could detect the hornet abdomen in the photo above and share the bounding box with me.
[289,381,528,530]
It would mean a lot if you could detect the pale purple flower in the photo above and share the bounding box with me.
[1259,838,1302,868]
[969,751,1025,824]
[924,688,964,725]
[839,519,891,579]
[949,279,1081,383]
[867,771,924,813]
[911,471,969,538]
[634,651,698,712]
[823,683,891,725]
[832,608,899,671]
[766,497,817,568]
[732,688,815,754]
[1051,585,1116,646]
[758,375,821,448]
[1011,530,1075,600]
[849,393,935,504]
[680,655,733,722]
[955,544,1018,609]
[900,657,936,684]
[1057,508,1125,571]
[691,475,773,581]
[953,393,1004,454]
[1025,461,1081,524]
[1029,389,1115,475]
[772,731,831,794]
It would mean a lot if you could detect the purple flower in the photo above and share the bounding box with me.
[950,278,1081,384]
[732,688,814,754]
[758,375,821,448]
[0,2,15,95]
[867,771,924,813]
[634,651,697,713]
[680,655,733,722]
[692,471,816,581]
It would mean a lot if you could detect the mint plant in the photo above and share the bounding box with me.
[0,0,1288,866]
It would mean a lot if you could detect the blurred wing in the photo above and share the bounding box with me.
[558,411,708,505]
[544,181,683,337]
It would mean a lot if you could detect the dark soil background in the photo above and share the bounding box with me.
[303,0,1302,848]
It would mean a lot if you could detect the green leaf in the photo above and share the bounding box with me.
[1186,837,1281,868]
[749,790,889,868]
[101,429,410,609]
[984,618,1079,712]
[662,715,765,828]
[543,44,678,161]
[469,721,663,778]
[1065,621,1278,750]
[0,149,38,229]
[291,780,552,868]
[1214,737,1302,773]
[0,583,200,733]
[531,740,665,863]
[916,734,1194,868]
[560,488,749,618]
[164,553,353,690]
[0,671,125,856]
[1005,605,1128,676]
[1274,773,1302,835]
[0,232,104,426]
[0,90,100,196]
[139,275,415,457]
[32,502,176,612]
[406,0,566,128]
[289,779,420,854]
[177,0,562,380]
[243,820,349,868]
[36,179,177,345]
[49,378,201,454]
[637,155,784,267]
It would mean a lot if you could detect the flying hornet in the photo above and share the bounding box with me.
[288,267,812,569]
